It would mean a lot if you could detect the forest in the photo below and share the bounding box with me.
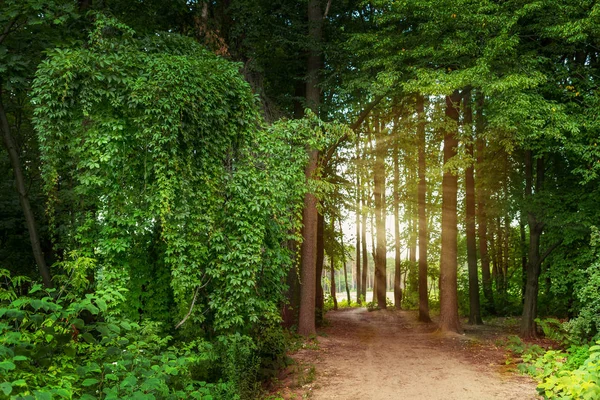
[1,0,600,399]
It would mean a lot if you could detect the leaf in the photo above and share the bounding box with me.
[0,382,12,396]
[95,298,107,312]
[81,333,96,344]
[81,378,100,387]
[0,361,16,371]
[34,391,52,400]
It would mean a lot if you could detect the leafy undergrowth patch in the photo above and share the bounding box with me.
[500,320,600,399]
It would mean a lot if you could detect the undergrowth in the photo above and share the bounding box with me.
[502,319,600,399]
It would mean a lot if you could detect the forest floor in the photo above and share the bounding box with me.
[267,308,541,400]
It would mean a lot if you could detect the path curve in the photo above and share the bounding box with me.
[308,308,539,400]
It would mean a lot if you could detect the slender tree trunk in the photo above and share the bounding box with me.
[0,97,52,288]
[439,91,462,333]
[298,0,322,336]
[361,186,368,301]
[521,151,544,338]
[370,188,377,299]
[464,90,482,325]
[520,215,527,304]
[503,214,510,299]
[339,217,351,304]
[374,116,387,309]
[416,95,431,322]
[330,245,338,311]
[475,92,494,314]
[393,129,402,309]
[315,212,325,325]
[356,136,362,304]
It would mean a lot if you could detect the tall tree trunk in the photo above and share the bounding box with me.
[361,185,368,301]
[0,97,52,288]
[475,92,494,314]
[520,215,527,304]
[315,212,325,325]
[503,214,510,299]
[339,217,351,304]
[330,242,338,311]
[464,90,482,325]
[374,116,387,309]
[298,0,322,336]
[521,151,544,338]
[416,95,431,322]
[393,129,402,309]
[439,91,461,333]
[356,136,362,304]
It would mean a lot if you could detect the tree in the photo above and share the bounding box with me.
[0,0,81,286]
[463,90,482,325]
[373,114,387,309]
[438,91,461,333]
[298,0,323,336]
[416,94,432,323]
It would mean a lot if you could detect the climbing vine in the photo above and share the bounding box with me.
[31,16,343,334]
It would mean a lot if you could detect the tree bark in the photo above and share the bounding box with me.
[520,215,527,304]
[475,92,494,314]
[298,0,322,336]
[374,116,387,309]
[439,91,462,333]
[464,90,482,325]
[0,97,52,288]
[416,95,431,322]
[393,123,402,309]
[521,151,544,338]
[361,181,368,302]
[355,135,362,304]
[339,217,351,304]
[315,212,325,325]
[330,237,338,311]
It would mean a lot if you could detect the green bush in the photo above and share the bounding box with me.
[537,342,600,399]
[0,271,235,399]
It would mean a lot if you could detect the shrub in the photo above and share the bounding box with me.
[0,270,234,399]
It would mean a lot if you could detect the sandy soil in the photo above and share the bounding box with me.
[276,308,540,400]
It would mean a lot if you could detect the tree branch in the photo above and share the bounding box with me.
[322,94,385,166]
[175,278,210,329]
[323,0,332,19]
[539,239,563,266]
[0,16,20,45]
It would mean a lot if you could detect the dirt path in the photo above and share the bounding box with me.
[289,308,540,400]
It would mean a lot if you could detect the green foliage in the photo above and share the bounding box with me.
[537,343,600,399]
[565,227,600,340]
[30,16,321,335]
[366,297,394,311]
[0,270,234,399]
[505,334,600,399]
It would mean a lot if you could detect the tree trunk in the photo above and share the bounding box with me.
[374,116,387,309]
[475,92,495,314]
[520,215,527,304]
[339,217,351,304]
[355,136,362,304]
[416,95,431,323]
[439,91,462,333]
[315,212,325,325]
[521,151,544,338]
[0,97,52,288]
[298,0,322,336]
[463,90,482,325]
[330,242,338,311]
[393,127,402,309]
[361,186,368,301]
